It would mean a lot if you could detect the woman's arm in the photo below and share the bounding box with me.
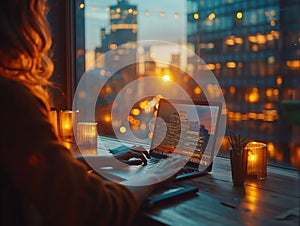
[0,79,184,225]
[0,81,138,225]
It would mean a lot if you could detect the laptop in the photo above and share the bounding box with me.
[98,98,222,182]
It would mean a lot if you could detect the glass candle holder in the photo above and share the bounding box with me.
[76,122,98,156]
[58,110,79,141]
[246,141,268,180]
[49,108,58,135]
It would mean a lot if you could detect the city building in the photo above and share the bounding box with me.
[93,0,139,135]
[186,0,300,165]
[95,0,137,69]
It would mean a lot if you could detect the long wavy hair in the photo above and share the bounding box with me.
[0,0,53,108]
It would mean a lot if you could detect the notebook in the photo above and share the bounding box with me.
[98,98,222,182]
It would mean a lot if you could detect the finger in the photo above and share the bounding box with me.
[129,152,148,165]
[120,160,131,165]
[132,145,151,158]
[114,151,131,161]
[132,149,151,159]
[127,159,144,165]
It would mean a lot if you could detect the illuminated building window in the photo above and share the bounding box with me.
[109,43,117,49]
[111,13,120,19]
[120,126,127,133]
[79,3,84,9]
[276,76,282,86]
[257,34,266,44]
[113,55,120,61]
[236,11,243,19]
[208,43,215,48]
[286,60,300,69]
[247,87,260,103]
[110,24,138,30]
[194,86,202,95]
[248,35,256,43]
[271,30,280,39]
[207,64,215,70]
[270,20,276,26]
[208,13,216,20]
[252,44,259,52]
[225,37,235,46]
[266,34,274,41]
[234,37,243,44]
[264,103,274,109]
[268,56,275,64]
[266,88,273,97]
[273,89,279,96]
[229,86,236,94]
[131,108,140,116]
[226,62,236,68]
[183,75,189,83]
[140,123,147,130]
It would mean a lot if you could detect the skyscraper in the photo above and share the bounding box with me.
[95,0,138,65]
[94,0,139,136]
[187,0,300,165]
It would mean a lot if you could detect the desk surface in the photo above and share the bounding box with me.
[91,136,299,225]
[135,156,299,226]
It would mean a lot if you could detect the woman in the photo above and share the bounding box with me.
[0,1,182,225]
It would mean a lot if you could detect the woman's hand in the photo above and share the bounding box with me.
[113,145,151,165]
[123,155,186,205]
[122,155,185,186]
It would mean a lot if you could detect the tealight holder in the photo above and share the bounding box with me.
[76,122,98,156]
[58,110,79,142]
[49,108,59,135]
[246,141,268,180]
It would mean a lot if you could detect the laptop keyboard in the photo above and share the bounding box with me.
[147,158,160,165]
[97,137,209,179]
[177,166,198,175]
[142,157,200,178]
[140,157,161,172]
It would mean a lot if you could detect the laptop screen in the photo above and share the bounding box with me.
[150,99,221,166]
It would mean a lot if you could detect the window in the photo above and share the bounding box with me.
[66,0,300,169]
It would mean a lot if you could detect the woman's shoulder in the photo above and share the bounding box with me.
[0,76,35,100]
[0,76,29,91]
[0,76,48,109]
[0,76,46,113]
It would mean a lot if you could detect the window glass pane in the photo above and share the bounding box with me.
[75,0,300,170]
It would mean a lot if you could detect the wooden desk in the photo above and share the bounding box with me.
[88,136,299,225]
[136,157,299,226]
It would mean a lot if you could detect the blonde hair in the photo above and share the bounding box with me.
[0,0,54,108]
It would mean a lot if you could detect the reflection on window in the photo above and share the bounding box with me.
[76,0,300,170]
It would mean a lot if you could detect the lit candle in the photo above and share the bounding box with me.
[58,110,79,141]
[76,122,98,156]
[246,141,268,180]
